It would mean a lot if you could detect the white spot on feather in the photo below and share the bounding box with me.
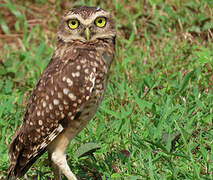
[76,65,81,70]
[72,72,80,77]
[58,92,63,98]
[46,95,49,100]
[59,104,64,111]
[63,88,69,95]
[68,93,76,101]
[49,103,53,110]
[38,120,43,126]
[73,103,77,107]
[53,99,59,105]
[37,111,41,117]
[66,78,73,86]
[63,100,68,105]
[43,101,47,108]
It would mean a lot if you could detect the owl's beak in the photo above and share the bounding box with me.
[85,27,90,41]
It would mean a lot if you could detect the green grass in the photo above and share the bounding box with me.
[0,0,213,179]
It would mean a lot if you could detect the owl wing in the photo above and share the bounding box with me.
[7,47,97,179]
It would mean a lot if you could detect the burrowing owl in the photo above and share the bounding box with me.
[7,6,116,180]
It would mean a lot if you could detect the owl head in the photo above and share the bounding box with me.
[58,6,116,43]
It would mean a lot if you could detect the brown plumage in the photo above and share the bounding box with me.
[7,6,116,180]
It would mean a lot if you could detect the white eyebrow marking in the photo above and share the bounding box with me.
[64,12,110,26]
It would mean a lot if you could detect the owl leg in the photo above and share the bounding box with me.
[48,152,62,180]
[47,129,78,180]
[50,151,77,180]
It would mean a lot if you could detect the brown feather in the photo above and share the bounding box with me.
[7,6,116,179]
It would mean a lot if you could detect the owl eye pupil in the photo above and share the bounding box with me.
[68,19,79,29]
[95,17,106,27]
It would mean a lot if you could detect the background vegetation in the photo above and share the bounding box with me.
[0,0,212,179]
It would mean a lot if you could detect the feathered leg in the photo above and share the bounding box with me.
[47,128,78,180]
[48,152,62,180]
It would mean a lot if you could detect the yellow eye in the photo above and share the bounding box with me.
[95,17,106,28]
[68,19,79,29]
